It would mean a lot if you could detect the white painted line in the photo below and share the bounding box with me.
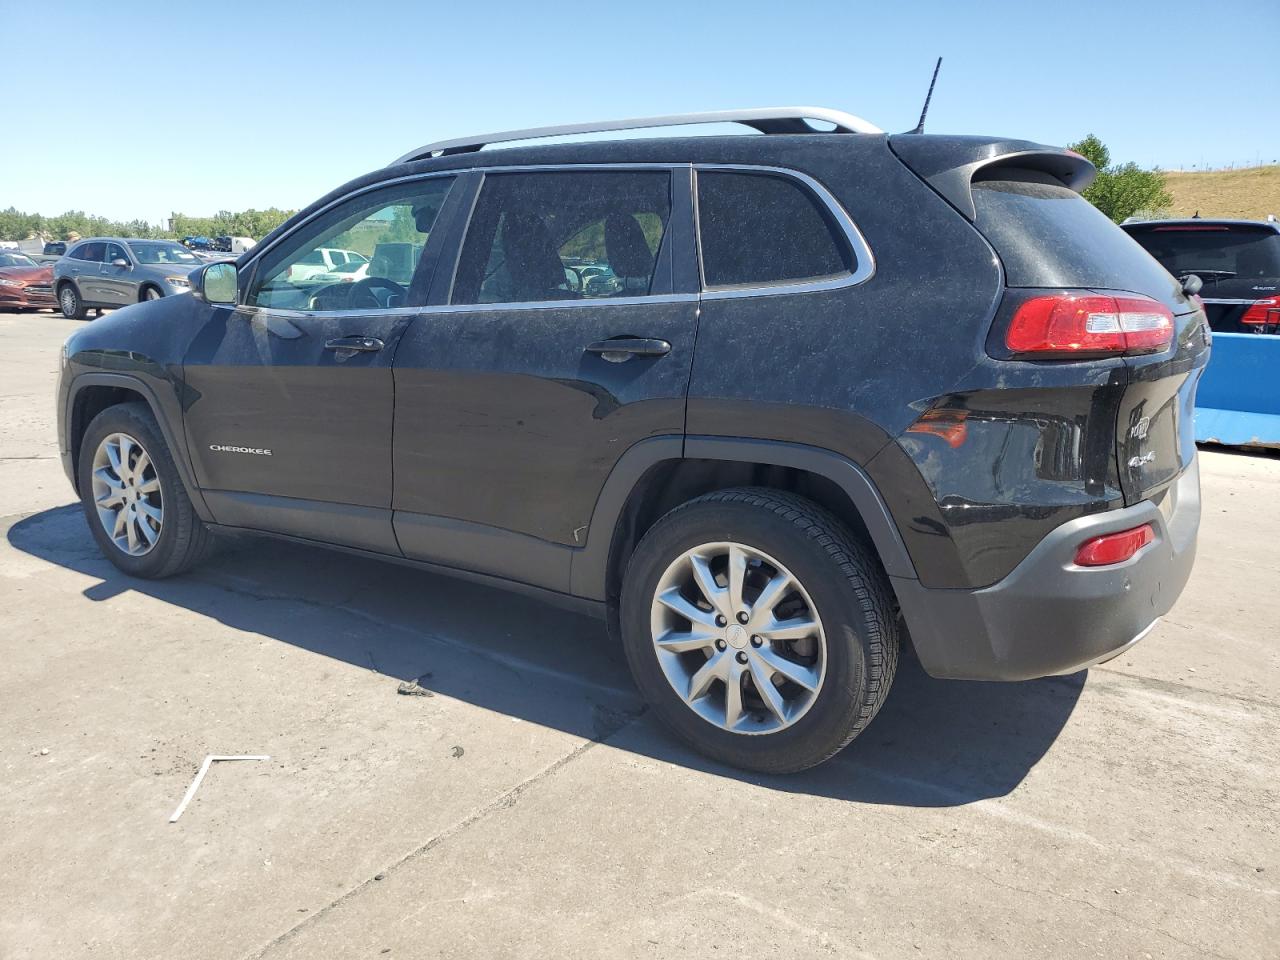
[168,754,270,823]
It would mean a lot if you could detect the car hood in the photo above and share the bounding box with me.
[0,265,53,283]
[137,261,202,276]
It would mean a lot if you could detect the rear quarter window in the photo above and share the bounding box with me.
[697,171,853,289]
[972,169,1178,295]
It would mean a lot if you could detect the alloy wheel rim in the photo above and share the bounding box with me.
[649,541,826,735]
[91,432,163,556]
[61,288,75,312]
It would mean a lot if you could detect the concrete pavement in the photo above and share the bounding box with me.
[1,309,1276,959]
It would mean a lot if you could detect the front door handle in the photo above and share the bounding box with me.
[584,337,671,362]
[325,336,384,352]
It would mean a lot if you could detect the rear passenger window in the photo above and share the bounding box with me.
[451,170,671,305]
[697,171,853,289]
[75,242,106,263]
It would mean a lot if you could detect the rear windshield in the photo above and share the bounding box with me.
[1123,224,1280,281]
[972,169,1177,296]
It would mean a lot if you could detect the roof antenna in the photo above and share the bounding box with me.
[909,57,943,134]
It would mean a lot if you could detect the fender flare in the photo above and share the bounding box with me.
[569,435,919,600]
[65,372,211,520]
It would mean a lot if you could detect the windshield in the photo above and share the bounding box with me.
[130,242,201,265]
[1125,224,1280,280]
[0,253,37,268]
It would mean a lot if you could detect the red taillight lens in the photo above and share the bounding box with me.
[1074,523,1155,567]
[1240,297,1280,326]
[1005,293,1174,358]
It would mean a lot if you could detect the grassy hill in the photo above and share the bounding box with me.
[1162,164,1280,220]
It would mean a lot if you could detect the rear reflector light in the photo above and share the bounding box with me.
[1241,297,1280,326]
[1074,523,1155,567]
[1005,293,1174,357]
[905,407,969,447]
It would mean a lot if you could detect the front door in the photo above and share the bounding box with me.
[391,166,699,592]
[181,175,458,553]
[98,242,136,305]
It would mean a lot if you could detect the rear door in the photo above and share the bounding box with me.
[181,175,457,553]
[98,242,136,305]
[69,242,106,303]
[390,165,698,592]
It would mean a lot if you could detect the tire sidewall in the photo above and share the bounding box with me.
[620,498,877,771]
[59,284,83,319]
[78,404,185,577]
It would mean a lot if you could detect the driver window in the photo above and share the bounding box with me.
[246,176,454,310]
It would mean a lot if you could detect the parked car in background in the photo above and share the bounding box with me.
[308,259,371,284]
[181,236,213,251]
[1122,218,1280,333]
[55,107,1209,773]
[284,247,367,283]
[229,236,257,255]
[53,238,203,319]
[0,252,56,311]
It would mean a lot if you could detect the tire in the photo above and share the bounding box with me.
[142,286,162,302]
[58,283,86,320]
[77,401,214,578]
[619,487,899,773]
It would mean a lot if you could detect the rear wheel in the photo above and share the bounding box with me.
[619,488,899,773]
[58,283,86,320]
[78,402,213,578]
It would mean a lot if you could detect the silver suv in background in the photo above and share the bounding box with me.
[53,238,203,319]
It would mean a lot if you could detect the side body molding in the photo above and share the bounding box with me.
[570,434,919,600]
[64,371,213,521]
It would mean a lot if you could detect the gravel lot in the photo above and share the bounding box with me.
[1,309,1277,959]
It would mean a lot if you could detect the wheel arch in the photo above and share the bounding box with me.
[570,436,919,603]
[66,373,207,518]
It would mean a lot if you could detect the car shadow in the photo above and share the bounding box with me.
[7,504,1085,808]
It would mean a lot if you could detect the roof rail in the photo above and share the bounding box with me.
[391,107,883,165]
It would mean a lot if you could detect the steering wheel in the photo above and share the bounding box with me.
[347,276,406,309]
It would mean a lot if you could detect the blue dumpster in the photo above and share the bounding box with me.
[1196,332,1280,448]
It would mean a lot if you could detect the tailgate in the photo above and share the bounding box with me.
[1115,303,1212,503]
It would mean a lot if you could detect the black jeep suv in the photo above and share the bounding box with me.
[56,108,1208,773]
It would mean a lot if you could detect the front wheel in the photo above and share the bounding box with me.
[59,283,86,320]
[143,286,162,302]
[619,488,899,773]
[78,402,214,578]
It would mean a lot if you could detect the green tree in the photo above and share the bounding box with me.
[1069,134,1172,223]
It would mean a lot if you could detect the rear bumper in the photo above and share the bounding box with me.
[893,456,1200,680]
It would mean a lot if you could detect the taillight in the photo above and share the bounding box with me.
[1074,523,1155,567]
[1005,293,1174,358]
[1241,297,1280,326]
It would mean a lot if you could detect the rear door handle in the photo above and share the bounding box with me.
[584,337,671,362]
[325,336,384,352]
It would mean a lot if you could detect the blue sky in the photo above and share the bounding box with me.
[4,0,1278,224]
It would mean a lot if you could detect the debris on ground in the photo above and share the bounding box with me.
[168,754,270,823]
[450,745,465,759]
[396,674,435,697]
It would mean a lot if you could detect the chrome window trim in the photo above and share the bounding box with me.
[239,164,687,316]
[236,292,699,322]
[694,164,875,300]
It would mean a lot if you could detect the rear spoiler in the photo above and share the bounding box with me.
[888,135,1096,221]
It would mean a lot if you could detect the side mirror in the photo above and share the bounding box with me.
[192,261,238,305]
[111,258,129,268]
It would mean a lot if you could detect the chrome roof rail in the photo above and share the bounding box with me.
[391,107,883,165]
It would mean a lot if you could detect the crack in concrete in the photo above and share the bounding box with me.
[969,867,1241,960]
[243,706,645,960]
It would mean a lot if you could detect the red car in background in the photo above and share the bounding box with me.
[0,252,56,311]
